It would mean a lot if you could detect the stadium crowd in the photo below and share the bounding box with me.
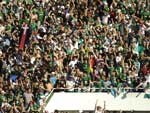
[0,0,150,112]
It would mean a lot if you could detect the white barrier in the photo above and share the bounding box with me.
[44,92,150,112]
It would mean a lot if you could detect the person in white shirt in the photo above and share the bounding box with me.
[102,14,110,25]
[146,73,150,83]
[69,57,78,68]
[116,52,122,63]
[136,78,148,92]
[66,78,75,91]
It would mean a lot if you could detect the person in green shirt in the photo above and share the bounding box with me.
[116,78,123,88]
[128,6,135,15]
[82,58,91,74]
[0,94,5,106]
[94,78,104,92]
[0,12,4,21]
[27,101,39,112]
[31,21,38,33]
[5,0,10,4]
[25,0,33,5]
[18,18,29,26]
[38,7,45,24]
[119,20,126,36]
[108,63,115,77]
[82,73,91,87]
[116,64,123,78]
[143,11,150,21]
[6,23,13,32]
[65,47,72,55]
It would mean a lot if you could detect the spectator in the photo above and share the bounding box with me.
[0,0,150,112]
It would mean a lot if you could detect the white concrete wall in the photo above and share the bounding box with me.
[45,92,150,113]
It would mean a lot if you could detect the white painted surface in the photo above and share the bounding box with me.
[45,92,150,112]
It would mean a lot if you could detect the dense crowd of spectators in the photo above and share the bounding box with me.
[0,0,150,112]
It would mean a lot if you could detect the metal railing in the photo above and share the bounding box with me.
[48,87,144,92]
